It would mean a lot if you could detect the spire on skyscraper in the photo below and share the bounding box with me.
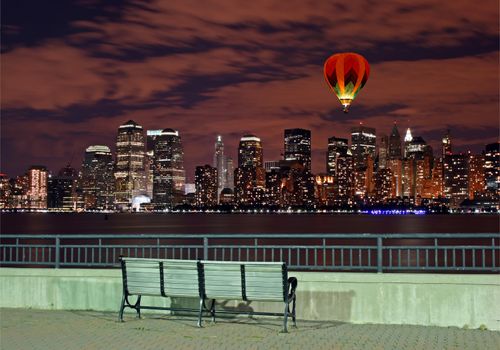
[404,128,413,142]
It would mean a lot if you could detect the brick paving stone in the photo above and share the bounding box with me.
[1,308,500,350]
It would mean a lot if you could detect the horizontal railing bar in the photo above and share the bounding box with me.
[383,245,500,249]
[1,233,498,239]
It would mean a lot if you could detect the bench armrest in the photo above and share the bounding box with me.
[287,277,298,300]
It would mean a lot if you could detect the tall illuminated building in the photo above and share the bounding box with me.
[146,130,162,199]
[115,120,147,209]
[213,135,226,195]
[378,135,388,169]
[284,128,312,171]
[326,137,349,176]
[153,128,186,208]
[8,175,28,208]
[447,154,469,207]
[238,134,263,168]
[81,145,115,210]
[27,165,48,209]
[335,150,354,201]
[225,157,234,190]
[195,165,218,207]
[403,128,413,158]
[235,134,265,205]
[374,168,393,202]
[442,130,452,158]
[388,123,402,160]
[0,174,10,209]
[431,161,444,198]
[387,159,403,197]
[467,153,485,199]
[48,164,80,210]
[484,142,499,194]
[442,130,453,198]
[351,124,376,169]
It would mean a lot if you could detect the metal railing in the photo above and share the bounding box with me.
[0,233,498,273]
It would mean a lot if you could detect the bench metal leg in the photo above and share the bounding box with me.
[197,298,204,327]
[291,296,297,327]
[210,299,216,323]
[118,294,126,322]
[282,302,289,333]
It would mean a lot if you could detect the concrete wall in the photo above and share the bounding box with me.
[1,268,499,330]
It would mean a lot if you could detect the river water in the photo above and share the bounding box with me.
[1,213,498,234]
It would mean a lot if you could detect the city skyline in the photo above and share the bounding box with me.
[1,1,498,179]
[1,118,498,212]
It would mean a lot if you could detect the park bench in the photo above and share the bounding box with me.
[118,257,298,332]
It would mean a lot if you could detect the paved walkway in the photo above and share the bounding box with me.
[1,308,499,350]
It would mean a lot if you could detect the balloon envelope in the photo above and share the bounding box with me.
[324,52,370,113]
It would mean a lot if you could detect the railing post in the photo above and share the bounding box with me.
[203,237,208,260]
[55,236,60,269]
[377,237,383,273]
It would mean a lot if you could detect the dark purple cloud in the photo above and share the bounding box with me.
[1,0,498,179]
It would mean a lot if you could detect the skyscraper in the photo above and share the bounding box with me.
[442,130,452,158]
[326,137,349,176]
[47,164,80,210]
[238,134,264,168]
[442,130,453,198]
[146,130,163,199]
[213,135,226,195]
[195,165,218,207]
[284,128,312,171]
[81,145,115,210]
[378,135,388,169]
[115,120,147,209]
[335,150,354,201]
[484,142,499,194]
[403,128,413,158]
[388,123,402,160]
[235,135,265,205]
[447,154,469,207]
[27,165,48,209]
[225,157,234,190]
[351,124,376,169]
[467,153,485,199]
[153,128,186,208]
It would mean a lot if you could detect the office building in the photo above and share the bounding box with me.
[235,134,265,205]
[81,145,115,210]
[388,123,402,160]
[484,142,499,194]
[115,120,147,209]
[351,124,376,169]
[284,128,312,171]
[326,137,349,176]
[378,135,388,169]
[195,165,218,207]
[213,136,226,194]
[27,165,48,209]
[153,128,186,208]
[468,153,485,199]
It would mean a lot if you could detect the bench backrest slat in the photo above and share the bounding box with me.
[162,260,200,298]
[245,263,285,301]
[203,262,243,300]
[123,259,162,296]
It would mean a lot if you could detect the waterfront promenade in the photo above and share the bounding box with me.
[2,308,500,350]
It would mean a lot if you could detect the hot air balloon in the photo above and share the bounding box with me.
[324,52,370,113]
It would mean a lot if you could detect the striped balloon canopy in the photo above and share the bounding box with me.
[323,52,370,113]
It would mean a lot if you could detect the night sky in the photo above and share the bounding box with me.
[1,0,498,181]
